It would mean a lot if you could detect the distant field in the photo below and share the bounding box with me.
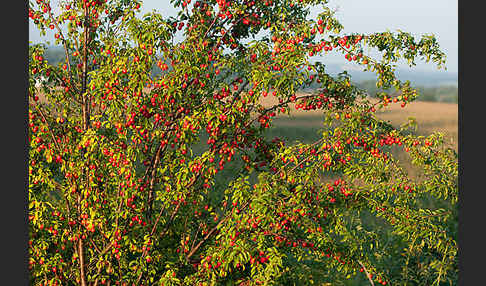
[374,100,457,146]
[261,93,458,150]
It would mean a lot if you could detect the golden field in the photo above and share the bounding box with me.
[261,93,457,180]
[375,100,457,144]
[261,93,458,150]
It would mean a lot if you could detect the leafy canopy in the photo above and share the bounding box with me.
[29,0,457,285]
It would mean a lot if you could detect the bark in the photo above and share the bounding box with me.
[78,4,90,285]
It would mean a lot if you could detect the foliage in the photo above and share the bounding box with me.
[29,0,457,285]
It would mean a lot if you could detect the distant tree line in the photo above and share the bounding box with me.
[42,46,65,65]
[355,79,458,103]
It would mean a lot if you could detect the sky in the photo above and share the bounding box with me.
[29,0,458,73]
[324,0,458,73]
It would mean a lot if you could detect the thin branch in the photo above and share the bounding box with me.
[85,240,115,271]
[358,260,375,286]
[146,142,168,217]
[202,14,219,39]
[46,6,81,96]
[186,201,250,261]
[134,174,201,285]
[33,104,63,152]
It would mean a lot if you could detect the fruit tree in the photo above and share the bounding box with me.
[28,0,457,285]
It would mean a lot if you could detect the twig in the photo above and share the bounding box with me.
[358,260,375,286]
[46,6,81,96]
[186,201,250,261]
[134,174,200,284]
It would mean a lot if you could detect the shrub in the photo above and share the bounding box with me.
[29,0,457,285]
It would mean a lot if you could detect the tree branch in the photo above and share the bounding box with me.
[358,260,375,286]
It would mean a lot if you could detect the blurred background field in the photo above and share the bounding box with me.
[265,97,458,182]
[263,93,458,148]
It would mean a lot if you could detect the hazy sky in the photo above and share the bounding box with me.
[325,0,457,72]
[29,0,457,72]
